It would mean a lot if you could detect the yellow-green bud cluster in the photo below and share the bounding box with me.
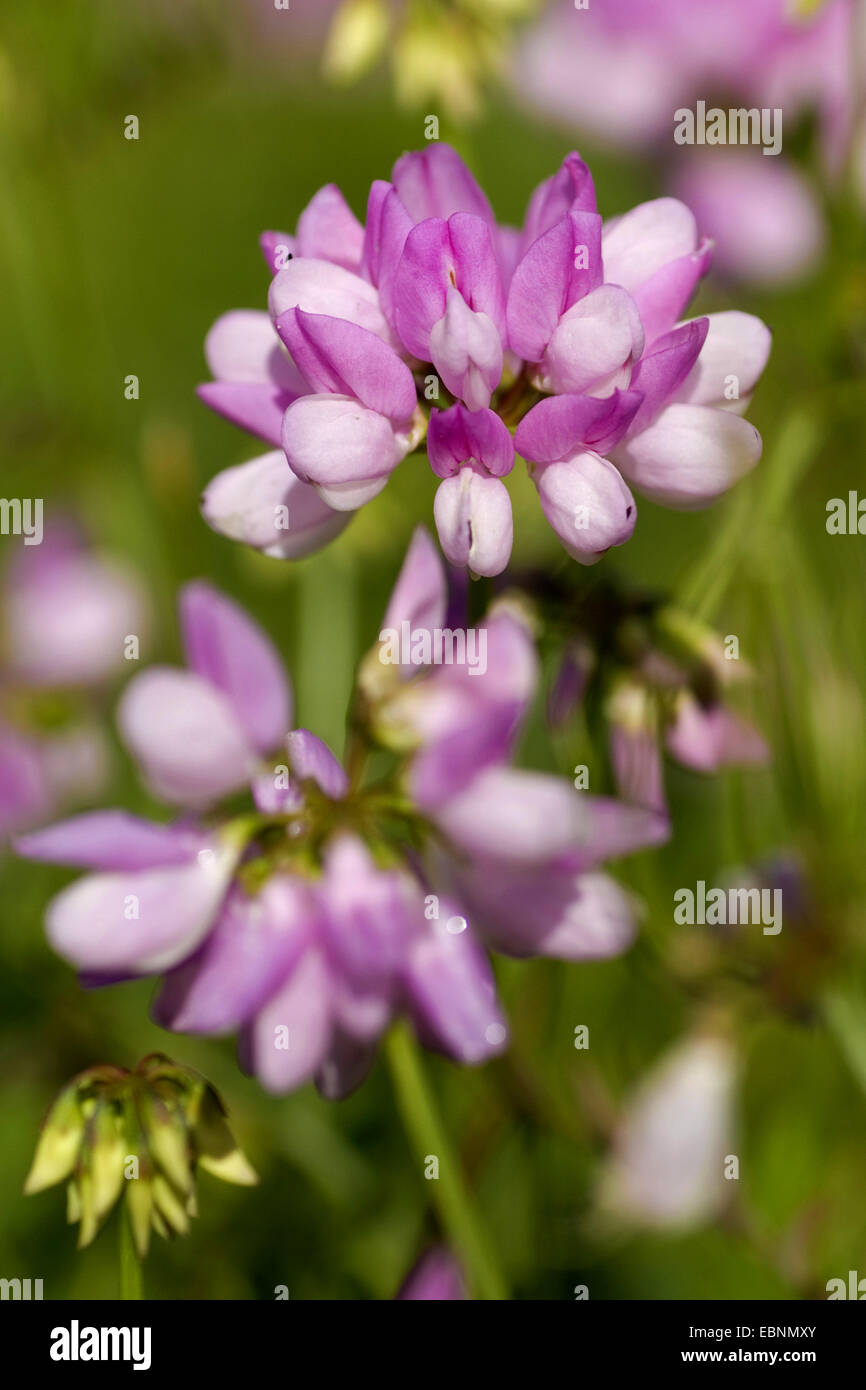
[25,1053,257,1256]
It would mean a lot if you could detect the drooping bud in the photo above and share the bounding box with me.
[24,1054,257,1256]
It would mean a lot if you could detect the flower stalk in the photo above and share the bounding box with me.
[384,1021,508,1301]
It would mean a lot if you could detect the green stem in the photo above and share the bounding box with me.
[384,1022,508,1300]
[119,1208,143,1301]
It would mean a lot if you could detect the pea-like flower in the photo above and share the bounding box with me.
[199,143,770,574]
[16,533,666,1098]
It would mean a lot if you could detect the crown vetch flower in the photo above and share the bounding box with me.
[16,534,666,1099]
[199,143,770,572]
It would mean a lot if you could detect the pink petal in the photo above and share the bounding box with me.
[14,812,204,871]
[180,582,291,757]
[535,451,636,564]
[153,875,315,1033]
[46,844,236,975]
[391,143,495,224]
[382,525,447,641]
[270,257,394,345]
[433,766,591,864]
[203,310,304,393]
[433,469,513,576]
[201,451,352,558]
[244,949,333,1094]
[278,309,416,420]
[674,312,771,409]
[611,403,762,508]
[286,728,348,800]
[296,183,364,271]
[118,668,254,806]
[281,394,410,498]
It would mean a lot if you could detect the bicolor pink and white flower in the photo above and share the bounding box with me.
[199,143,770,572]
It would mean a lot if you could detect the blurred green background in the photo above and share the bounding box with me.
[1,0,865,1299]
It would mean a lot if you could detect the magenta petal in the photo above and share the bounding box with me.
[180,582,292,757]
[152,875,315,1034]
[258,230,296,276]
[633,238,714,345]
[286,728,348,800]
[506,210,603,362]
[278,309,416,421]
[665,697,770,773]
[402,921,508,1064]
[260,230,296,276]
[196,381,294,448]
[427,403,514,479]
[382,525,448,639]
[392,218,451,357]
[244,948,332,1094]
[434,766,591,864]
[628,319,710,433]
[296,183,364,271]
[14,812,205,871]
[393,214,505,363]
[515,389,642,464]
[391,143,496,225]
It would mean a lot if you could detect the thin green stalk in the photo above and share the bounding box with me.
[118,1208,143,1301]
[384,1022,508,1300]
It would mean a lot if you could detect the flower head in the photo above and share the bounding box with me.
[24,1054,256,1255]
[199,144,770,574]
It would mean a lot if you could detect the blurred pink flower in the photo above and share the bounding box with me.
[397,1246,467,1300]
[0,521,148,840]
[515,0,858,284]
[598,1034,737,1229]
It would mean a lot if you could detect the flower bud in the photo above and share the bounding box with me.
[24,1054,257,1256]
